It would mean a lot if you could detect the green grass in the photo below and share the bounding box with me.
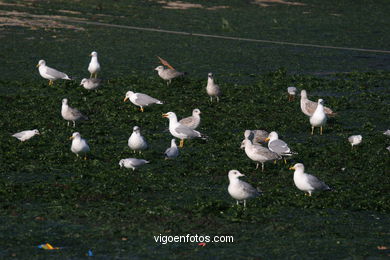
[0,71,389,259]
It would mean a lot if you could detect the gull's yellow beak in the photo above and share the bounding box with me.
[36,63,40,68]
[123,97,128,102]
[289,166,295,170]
[264,137,270,142]
[162,113,169,118]
[69,136,74,140]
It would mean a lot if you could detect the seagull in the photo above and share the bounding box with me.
[124,91,163,112]
[206,73,221,102]
[240,129,269,149]
[61,98,89,127]
[88,51,100,78]
[287,86,297,101]
[154,65,185,85]
[300,90,336,117]
[383,129,390,137]
[348,135,362,149]
[289,163,331,196]
[228,170,261,207]
[12,129,40,141]
[242,139,281,172]
[80,78,102,90]
[36,60,71,86]
[310,99,327,135]
[162,112,206,148]
[164,139,179,159]
[69,132,90,159]
[119,158,149,171]
[265,131,296,163]
[128,126,148,154]
[179,108,201,130]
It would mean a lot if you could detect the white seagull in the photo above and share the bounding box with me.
[12,129,40,141]
[119,158,149,171]
[162,111,205,148]
[164,139,179,159]
[179,108,201,130]
[80,78,102,90]
[88,51,100,78]
[265,131,296,163]
[69,132,90,159]
[124,91,163,112]
[310,99,327,135]
[242,139,281,172]
[206,72,221,102]
[36,59,71,86]
[228,170,261,207]
[61,98,89,127]
[289,163,331,196]
[155,65,185,85]
[128,126,148,154]
[300,90,336,117]
[348,135,362,149]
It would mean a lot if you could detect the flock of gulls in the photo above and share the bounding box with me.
[10,51,390,207]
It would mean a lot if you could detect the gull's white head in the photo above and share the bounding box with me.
[37,60,46,67]
[90,51,98,57]
[119,159,125,168]
[289,163,305,172]
[124,91,134,101]
[244,130,252,139]
[208,72,214,78]
[155,65,164,72]
[80,78,87,85]
[33,129,40,135]
[62,98,68,105]
[268,131,279,141]
[192,108,201,116]
[133,126,140,133]
[300,89,307,98]
[69,132,81,140]
[228,170,245,181]
[318,99,324,105]
[162,111,177,120]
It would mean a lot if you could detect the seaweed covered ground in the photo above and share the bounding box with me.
[0,71,389,259]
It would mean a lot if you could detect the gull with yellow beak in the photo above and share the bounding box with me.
[162,112,205,148]
[37,59,71,85]
[124,91,163,112]
[69,132,90,160]
[264,131,296,163]
[88,51,100,78]
[289,163,331,196]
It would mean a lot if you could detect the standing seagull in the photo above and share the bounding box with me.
[289,163,331,196]
[300,90,336,117]
[228,170,261,207]
[88,51,100,78]
[80,78,102,91]
[206,73,221,102]
[265,131,296,163]
[69,132,90,160]
[12,129,40,142]
[179,108,201,130]
[124,91,163,112]
[61,98,89,127]
[37,60,71,86]
[242,139,281,172]
[310,99,327,135]
[348,135,362,149]
[128,126,148,154]
[164,139,179,159]
[154,65,185,85]
[162,112,205,148]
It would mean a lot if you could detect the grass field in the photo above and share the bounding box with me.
[1,0,389,259]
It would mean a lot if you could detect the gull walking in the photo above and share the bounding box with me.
[12,129,40,141]
[348,135,362,149]
[287,86,297,101]
[289,163,331,196]
[228,170,261,207]
[37,60,71,85]
[179,108,201,130]
[70,132,90,159]
[61,98,89,127]
[242,139,281,172]
[300,90,336,117]
[124,91,163,112]
[265,131,296,163]
[310,99,327,135]
[164,139,179,159]
[162,112,206,148]
[88,51,100,78]
[80,78,102,90]
[206,73,221,102]
[119,158,149,171]
[155,65,185,85]
[128,126,148,154]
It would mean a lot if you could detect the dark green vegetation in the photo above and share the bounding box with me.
[1,0,390,259]
[1,71,389,259]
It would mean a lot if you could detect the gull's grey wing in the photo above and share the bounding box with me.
[175,124,199,137]
[304,100,317,115]
[307,174,330,191]
[166,69,184,78]
[135,93,160,106]
[253,145,281,160]
[46,66,68,79]
[241,181,261,198]
[12,131,26,138]
[89,78,102,84]
[269,139,290,155]
[179,116,194,127]
[69,107,87,119]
